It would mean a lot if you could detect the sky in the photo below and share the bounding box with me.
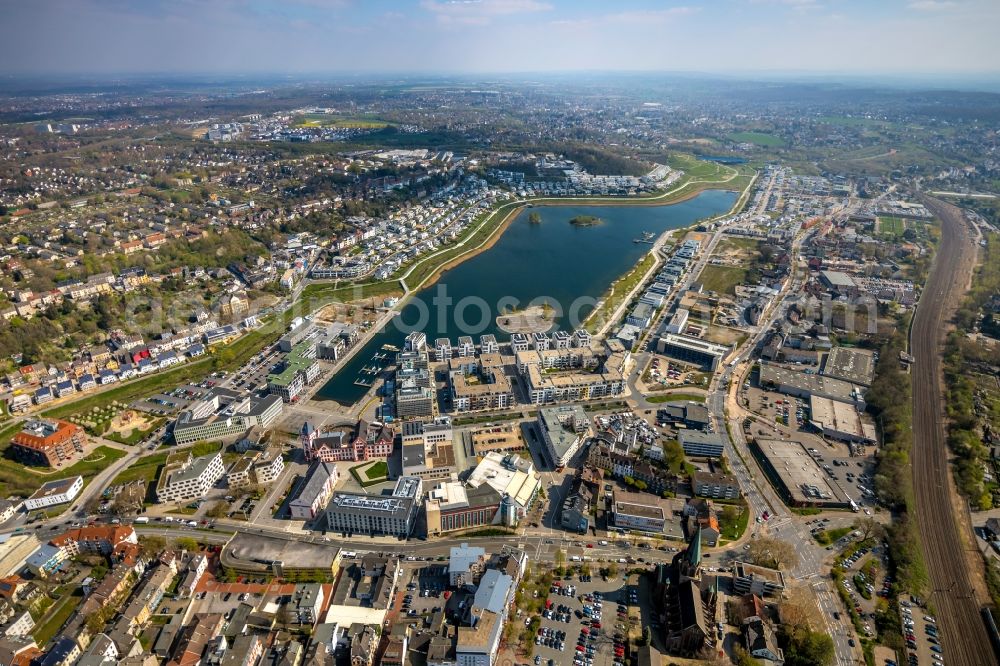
[1,0,998,77]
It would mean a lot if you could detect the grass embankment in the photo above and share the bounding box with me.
[32,589,82,646]
[0,445,125,498]
[112,452,169,486]
[584,253,656,334]
[646,393,706,404]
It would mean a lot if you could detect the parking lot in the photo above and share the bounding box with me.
[900,599,943,666]
[395,563,449,621]
[530,570,642,666]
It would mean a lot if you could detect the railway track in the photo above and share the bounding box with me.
[911,196,996,666]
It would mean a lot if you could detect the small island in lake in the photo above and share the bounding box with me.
[569,214,603,226]
[528,211,542,224]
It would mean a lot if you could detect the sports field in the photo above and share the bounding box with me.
[877,215,907,236]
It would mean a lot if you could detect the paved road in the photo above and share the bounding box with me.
[911,196,995,666]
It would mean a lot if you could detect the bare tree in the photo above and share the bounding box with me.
[747,536,799,570]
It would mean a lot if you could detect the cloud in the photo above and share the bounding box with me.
[550,6,697,29]
[420,0,552,25]
[907,0,958,10]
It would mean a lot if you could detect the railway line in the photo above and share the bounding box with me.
[911,196,996,666]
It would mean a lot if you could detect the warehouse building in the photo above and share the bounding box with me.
[821,347,876,387]
[808,396,877,445]
[758,361,866,408]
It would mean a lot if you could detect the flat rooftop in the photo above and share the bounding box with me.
[753,438,851,506]
[759,362,862,403]
[822,347,876,387]
[734,560,786,587]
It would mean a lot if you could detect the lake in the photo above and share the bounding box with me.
[314,189,737,405]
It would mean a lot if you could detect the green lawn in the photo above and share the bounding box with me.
[0,445,125,498]
[32,591,82,646]
[111,451,169,485]
[728,132,786,148]
[814,526,854,546]
[877,216,907,237]
[719,506,750,540]
[363,460,389,480]
[697,264,748,295]
[350,461,389,487]
[646,393,706,404]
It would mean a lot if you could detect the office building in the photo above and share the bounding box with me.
[172,388,282,446]
[326,476,422,537]
[655,334,729,372]
[155,452,225,503]
[679,431,726,459]
[300,419,395,462]
[267,340,321,403]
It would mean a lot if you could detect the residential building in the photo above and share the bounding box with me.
[24,476,84,511]
[537,406,590,467]
[448,544,486,588]
[691,471,741,500]
[655,334,729,372]
[10,420,86,468]
[742,616,784,665]
[3,612,33,638]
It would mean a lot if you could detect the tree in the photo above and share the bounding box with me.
[747,537,798,570]
[174,537,199,552]
[138,535,166,558]
[779,585,823,633]
[856,516,884,543]
[780,625,835,666]
[207,501,229,519]
[733,646,764,666]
